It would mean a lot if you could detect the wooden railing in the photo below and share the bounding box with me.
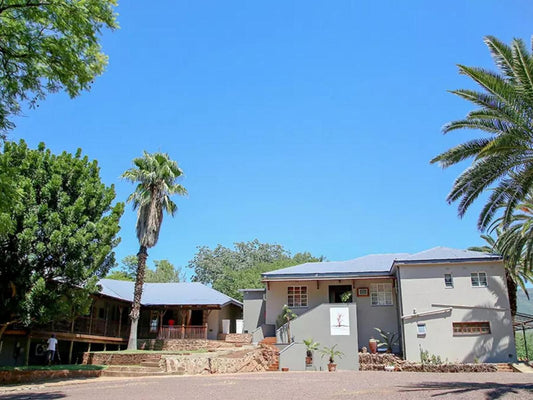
[157,324,208,340]
[41,317,129,339]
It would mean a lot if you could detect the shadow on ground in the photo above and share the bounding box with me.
[400,381,533,399]
[0,392,65,400]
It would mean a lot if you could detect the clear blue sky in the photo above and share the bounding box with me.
[9,1,533,277]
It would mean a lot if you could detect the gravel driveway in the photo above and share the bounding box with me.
[1,371,532,400]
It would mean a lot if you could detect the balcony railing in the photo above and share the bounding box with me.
[156,324,208,340]
[41,317,129,339]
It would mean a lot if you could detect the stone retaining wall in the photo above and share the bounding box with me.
[137,339,240,351]
[161,346,276,375]
[217,333,252,343]
[0,369,102,385]
[83,352,154,365]
[359,353,497,372]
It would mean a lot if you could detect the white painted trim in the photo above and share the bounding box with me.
[401,307,452,320]
[431,303,508,312]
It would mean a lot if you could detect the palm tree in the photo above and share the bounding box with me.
[431,36,533,231]
[469,231,531,317]
[122,152,187,349]
[497,195,533,274]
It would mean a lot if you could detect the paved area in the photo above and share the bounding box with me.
[0,371,532,400]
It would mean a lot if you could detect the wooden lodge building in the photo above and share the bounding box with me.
[0,280,242,366]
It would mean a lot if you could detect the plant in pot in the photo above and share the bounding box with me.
[303,338,319,365]
[368,338,378,354]
[374,327,399,353]
[320,344,344,372]
[278,305,297,343]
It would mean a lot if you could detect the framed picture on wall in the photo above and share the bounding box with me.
[357,287,369,297]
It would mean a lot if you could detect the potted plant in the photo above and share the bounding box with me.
[303,338,319,365]
[374,328,399,353]
[368,338,378,354]
[320,344,344,372]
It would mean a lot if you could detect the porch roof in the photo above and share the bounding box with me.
[262,247,501,280]
[98,279,242,308]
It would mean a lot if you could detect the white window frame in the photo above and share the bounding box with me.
[417,323,427,336]
[471,272,488,288]
[444,273,453,288]
[370,283,393,306]
[287,286,308,308]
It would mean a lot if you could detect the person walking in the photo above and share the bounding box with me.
[47,334,58,365]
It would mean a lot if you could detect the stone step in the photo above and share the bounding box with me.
[496,363,515,372]
[140,361,161,368]
[105,366,162,373]
[102,370,168,378]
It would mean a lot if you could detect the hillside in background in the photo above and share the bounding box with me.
[517,288,533,315]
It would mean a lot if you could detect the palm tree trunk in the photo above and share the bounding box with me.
[127,245,148,350]
[506,270,517,318]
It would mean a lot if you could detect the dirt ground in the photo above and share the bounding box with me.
[0,370,532,400]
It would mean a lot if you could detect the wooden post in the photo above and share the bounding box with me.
[88,303,95,334]
[24,335,31,366]
[181,324,185,339]
[204,323,208,339]
[87,342,91,353]
[104,303,109,336]
[522,324,530,361]
[69,320,75,364]
[118,306,123,338]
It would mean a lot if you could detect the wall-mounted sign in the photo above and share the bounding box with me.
[330,307,350,335]
[357,287,369,297]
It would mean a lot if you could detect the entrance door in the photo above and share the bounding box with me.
[328,285,353,303]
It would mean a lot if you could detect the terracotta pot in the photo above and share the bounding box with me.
[369,339,377,354]
[327,363,337,372]
[305,356,313,365]
[281,367,289,372]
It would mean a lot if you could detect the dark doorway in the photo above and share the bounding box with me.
[329,285,353,303]
[190,309,203,325]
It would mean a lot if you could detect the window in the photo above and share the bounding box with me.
[288,286,307,307]
[471,272,488,287]
[444,274,453,288]
[417,323,426,336]
[370,283,393,306]
[453,322,491,335]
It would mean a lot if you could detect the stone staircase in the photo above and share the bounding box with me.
[495,363,515,372]
[260,337,279,371]
[102,354,166,377]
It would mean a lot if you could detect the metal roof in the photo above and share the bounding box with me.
[97,279,242,308]
[262,247,501,279]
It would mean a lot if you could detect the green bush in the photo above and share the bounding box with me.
[515,330,533,360]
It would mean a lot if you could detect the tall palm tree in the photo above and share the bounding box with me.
[122,152,187,350]
[497,195,533,274]
[431,36,533,230]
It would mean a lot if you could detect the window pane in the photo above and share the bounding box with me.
[471,273,479,287]
[479,273,487,287]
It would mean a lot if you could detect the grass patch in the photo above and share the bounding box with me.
[515,330,533,361]
[0,364,106,372]
[93,349,207,354]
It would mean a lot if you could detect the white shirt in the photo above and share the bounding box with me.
[47,337,58,351]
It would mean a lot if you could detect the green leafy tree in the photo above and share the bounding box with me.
[0,140,123,340]
[105,255,138,281]
[145,259,185,283]
[431,36,533,230]
[0,0,118,136]
[189,241,324,300]
[122,151,187,350]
